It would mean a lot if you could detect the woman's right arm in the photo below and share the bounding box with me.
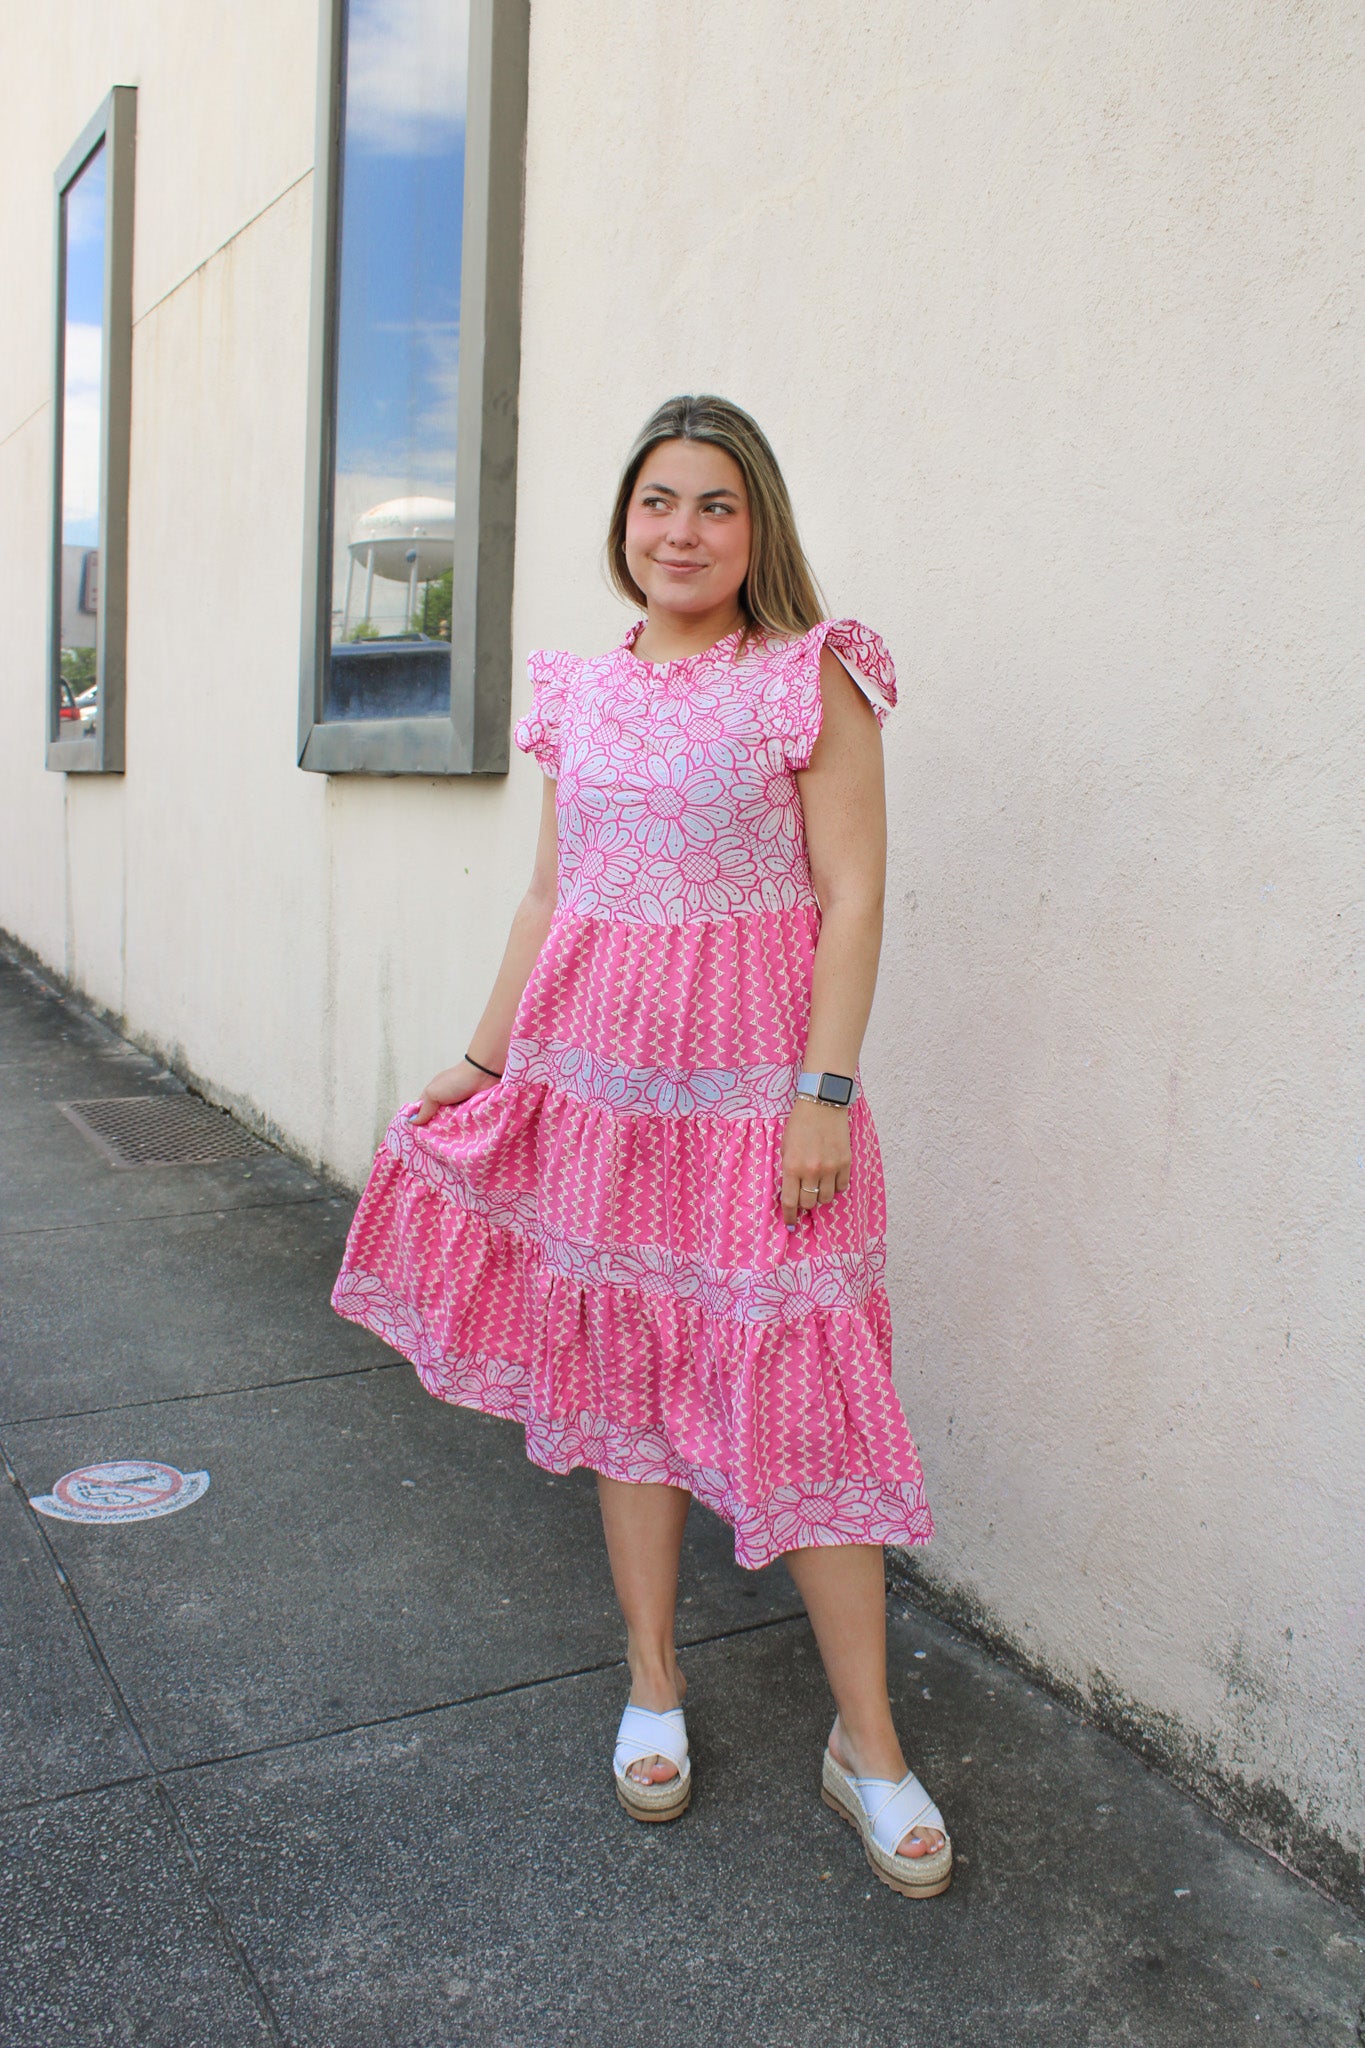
[408,776,560,1126]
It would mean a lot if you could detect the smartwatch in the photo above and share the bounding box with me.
[795,1070,857,1107]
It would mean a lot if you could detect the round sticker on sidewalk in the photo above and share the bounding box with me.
[29,1460,210,1524]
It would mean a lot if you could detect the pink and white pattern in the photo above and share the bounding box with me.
[538,618,896,926]
[375,1105,888,1323]
[332,617,933,1570]
[503,1037,801,1119]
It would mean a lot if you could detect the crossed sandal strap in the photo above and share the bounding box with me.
[613,1704,690,1780]
[855,1770,945,1857]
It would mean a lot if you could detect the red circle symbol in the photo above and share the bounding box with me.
[52,1460,187,1514]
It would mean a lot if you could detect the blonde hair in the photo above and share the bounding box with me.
[606,395,825,646]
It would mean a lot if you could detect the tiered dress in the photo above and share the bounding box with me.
[331,617,934,1569]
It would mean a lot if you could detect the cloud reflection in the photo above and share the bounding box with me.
[62,322,103,538]
[346,0,468,156]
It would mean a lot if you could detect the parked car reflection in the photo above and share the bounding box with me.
[57,679,84,734]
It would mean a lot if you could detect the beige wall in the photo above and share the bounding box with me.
[0,1,1359,1891]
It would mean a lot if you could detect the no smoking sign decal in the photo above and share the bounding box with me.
[30,1460,209,1524]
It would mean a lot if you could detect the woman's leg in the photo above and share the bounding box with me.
[784,1542,945,1858]
[596,1475,692,1785]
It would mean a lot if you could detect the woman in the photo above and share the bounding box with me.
[332,394,951,1898]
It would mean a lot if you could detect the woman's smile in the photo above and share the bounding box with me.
[622,438,754,649]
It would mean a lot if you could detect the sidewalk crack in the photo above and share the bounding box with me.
[0,1437,293,2046]
[0,1191,331,1240]
[1,1358,404,1429]
[155,1611,808,1779]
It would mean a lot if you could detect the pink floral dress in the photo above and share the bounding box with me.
[331,617,934,1568]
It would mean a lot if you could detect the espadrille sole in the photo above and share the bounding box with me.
[615,1772,692,1823]
[821,1755,953,1898]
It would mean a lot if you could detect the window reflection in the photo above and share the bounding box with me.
[59,143,105,743]
[325,0,469,721]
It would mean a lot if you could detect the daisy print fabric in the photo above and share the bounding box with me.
[332,617,933,1569]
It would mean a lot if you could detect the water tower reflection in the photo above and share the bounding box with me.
[327,495,455,721]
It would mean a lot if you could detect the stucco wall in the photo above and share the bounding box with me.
[513,0,1364,1893]
[0,1,1359,1894]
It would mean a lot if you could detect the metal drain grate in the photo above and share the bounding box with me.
[59,1095,268,1168]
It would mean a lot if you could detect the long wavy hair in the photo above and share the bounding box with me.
[606,395,825,647]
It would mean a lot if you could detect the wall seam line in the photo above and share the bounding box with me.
[132,165,314,330]
[0,399,47,455]
[0,169,316,447]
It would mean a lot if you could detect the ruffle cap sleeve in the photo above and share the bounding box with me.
[760,619,898,772]
[513,649,578,777]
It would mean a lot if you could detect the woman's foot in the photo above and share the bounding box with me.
[623,1663,687,1786]
[827,1714,945,1858]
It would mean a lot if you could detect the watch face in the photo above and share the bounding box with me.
[818,1073,854,1105]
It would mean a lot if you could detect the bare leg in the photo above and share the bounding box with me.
[784,1542,945,1858]
[596,1475,691,1785]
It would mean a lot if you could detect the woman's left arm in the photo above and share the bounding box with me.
[780,646,888,1230]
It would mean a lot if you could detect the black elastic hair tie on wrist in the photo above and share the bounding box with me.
[464,1053,503,1080]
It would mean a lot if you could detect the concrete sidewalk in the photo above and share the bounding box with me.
[1,948,1360,2048]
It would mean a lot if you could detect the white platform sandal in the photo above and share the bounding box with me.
[822,1747,953,1897]
[613,1703,692,1823]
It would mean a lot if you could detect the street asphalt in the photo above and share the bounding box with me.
[1,946,1361,2047]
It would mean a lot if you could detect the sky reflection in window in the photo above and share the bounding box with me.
[59,142,106,719]
[327,0,468,718]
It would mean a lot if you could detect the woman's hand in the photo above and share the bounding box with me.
[407,1058,500,1128]
[780,1097,852,1230]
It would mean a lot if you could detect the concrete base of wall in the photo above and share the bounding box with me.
[0,928,331,1189]
[887,1548,1363,1915]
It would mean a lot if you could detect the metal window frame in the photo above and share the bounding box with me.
[47,86,136,775]
[298,0,529,777]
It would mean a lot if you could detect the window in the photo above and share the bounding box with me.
[299,0,529,774]
[48,87,135,774]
